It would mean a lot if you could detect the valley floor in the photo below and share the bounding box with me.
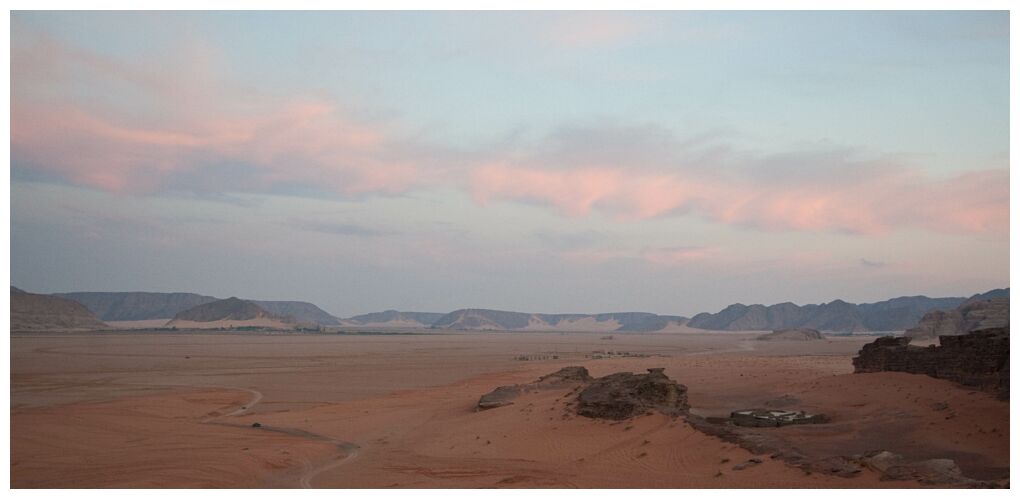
[10,330,1009,488]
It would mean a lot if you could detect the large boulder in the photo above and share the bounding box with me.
[576,368,689,420]
[477,385,523,410]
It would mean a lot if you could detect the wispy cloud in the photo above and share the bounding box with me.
[470,124,1008,236]
[11,28,443,197]
[860,258,887,268]
[10,24,1008,238]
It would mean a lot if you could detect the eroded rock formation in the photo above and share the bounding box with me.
[853,328,1009,399]
[476,366,592,411]
[905,297,1008,340]
[576,368,689,420]
[476,366,688,419]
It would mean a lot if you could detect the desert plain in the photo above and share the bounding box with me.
[10,329,1009,488]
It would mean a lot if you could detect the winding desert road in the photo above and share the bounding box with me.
[119,381,360,488]
[298,441,360,488]
[201,385,360,488]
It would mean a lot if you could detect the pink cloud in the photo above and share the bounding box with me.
[545,12,647,48]
[470,162,1008,236]
[11,26,1008,238]
[11,30,429,197]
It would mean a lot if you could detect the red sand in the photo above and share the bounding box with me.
[10,331,1008,488]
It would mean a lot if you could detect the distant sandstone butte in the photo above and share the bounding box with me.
[756,328,824,341]
[686,294,981,333]
[55,291,341,325]
[904,289,1009,340]
[166,297,297,329]
[251,300,340,326]
[344,310,445,328]
[430,308,688,332]
[11,287,107,331]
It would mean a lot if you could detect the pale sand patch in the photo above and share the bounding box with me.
[106,319,174,329]
[164,318,295,329]
[522,316,622,332]
[347,319,428,328]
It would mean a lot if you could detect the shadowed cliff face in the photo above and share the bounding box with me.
[853,328,1010,399]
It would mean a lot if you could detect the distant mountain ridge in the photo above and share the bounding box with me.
[430,309,688,332]
[38,287,1009,333]
[12,287,107,331]
[686,290,1009,333]
[55,291,339,325]
[56,292,218,321]
[905,289,1009,340]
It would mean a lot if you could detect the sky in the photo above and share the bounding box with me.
[10,11,1010,317]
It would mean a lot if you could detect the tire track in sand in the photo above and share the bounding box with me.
[116,381,360,488]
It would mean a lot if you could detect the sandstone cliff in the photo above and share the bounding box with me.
[852,328,1009,399]
[905,295,1008,340]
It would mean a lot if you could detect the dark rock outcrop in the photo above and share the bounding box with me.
[476,366,592,411]
[536,366,593,385]
[686,415,1003,485]
[756,328,823,341]
[476,366,689,419]
[853,328,1009,399]
[576,368,689,420]
[477,385,524,410]
[860,450,991,486]
[684,414,861,478]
